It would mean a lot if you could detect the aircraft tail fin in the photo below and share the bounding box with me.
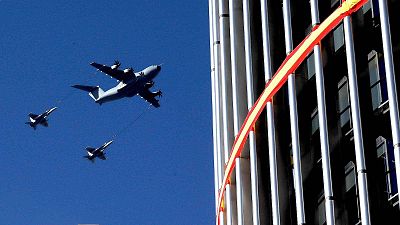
[72,85,104,101]
[28,113,38,119]
[83,155,95,163]
[89,87,104,101]
[25,122,36,130]
[86,147,96,153]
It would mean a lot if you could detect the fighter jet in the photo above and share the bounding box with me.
[72,61,163,107]
[25,107,57,130]
[83,140,114,162]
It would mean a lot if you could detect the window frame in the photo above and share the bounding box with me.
[376,136,399,204]
[333,23,345,52]
[307,52,316,79]
[315,192,326,225]
[368,50,387,111]
[344,161,361,224]
[311,107,319,136]
[337,76,352,131]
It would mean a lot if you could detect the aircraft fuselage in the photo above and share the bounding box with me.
[95,65,161,104]
[85,140,113,161]
[27,107,57,129]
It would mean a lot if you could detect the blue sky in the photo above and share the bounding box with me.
[0,1,214,224]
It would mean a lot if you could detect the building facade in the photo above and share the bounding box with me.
[209,0,400,225]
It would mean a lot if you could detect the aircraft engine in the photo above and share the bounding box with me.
[144,81,154,89]
[152,90,162,97]
[111,60,121,70]
[123,67,134,74]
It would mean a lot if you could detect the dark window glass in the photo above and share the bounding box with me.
[333,23,344,52]
[331,0,340,7]
[345,162,356,192]
[307,53,316,79]
[376,137,399,201]
[311,107,319,136]
[344,162,361,224]
[369,51,382,110]
[316,193,326,225]
[362,0,372,14]
[338,77,351,129]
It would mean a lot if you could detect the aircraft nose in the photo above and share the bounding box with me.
[156,65,161,71]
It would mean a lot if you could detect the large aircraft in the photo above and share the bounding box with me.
[72,61,163,107]
[84,140,113,162]
[25,107,57,130]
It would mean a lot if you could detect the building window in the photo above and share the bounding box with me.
[316,193,326,225]
[345,162,357,192]
[307,53,316,79]
[368,50,388,111]
[344,162,361,224]
[362,0,372,14]
[338,76,351,131]
[363,0,380,20]
[333,23,345,52]
[376,137,398,205]
[311,107,319,136]
[331,0,340,8]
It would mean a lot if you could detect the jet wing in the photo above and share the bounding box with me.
[40,120,48,127]
[98,155,107,160]
[138,89,160,108]
[90,62,131,82]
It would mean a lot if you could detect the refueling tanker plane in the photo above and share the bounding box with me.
[72,61,163,107]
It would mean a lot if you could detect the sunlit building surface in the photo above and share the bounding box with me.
[209,0,400,224]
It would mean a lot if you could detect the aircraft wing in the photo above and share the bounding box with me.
[90,62,131,82]
[40,120,48,127]
[98,155,107,160]
[138,89,160,108]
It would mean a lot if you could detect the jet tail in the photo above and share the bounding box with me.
[86,147,96,152]
[83,155,95,163]
[25,122,36,130]
[72,85,104,101]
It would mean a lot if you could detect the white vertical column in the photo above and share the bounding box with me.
[282,0,306,224]
[343,15,371,225]
[260,1,280,225]
[218,0,235,224]
[209,0,218,213]
[243,0,260,225]
[211,0,226,224]
[309,1,335,225]
[229,0,251,224]
[378,0,400,210]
